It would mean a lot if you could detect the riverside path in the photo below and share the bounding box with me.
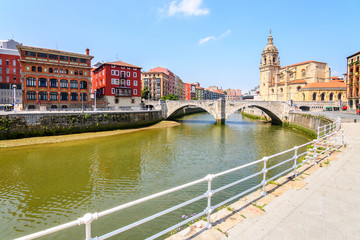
[227,122,360,240]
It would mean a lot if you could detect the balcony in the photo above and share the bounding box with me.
[120,75,127,79]
[115,86,131,97]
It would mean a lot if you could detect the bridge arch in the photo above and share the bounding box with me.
[165,101,218,120]
[225,102,285,125]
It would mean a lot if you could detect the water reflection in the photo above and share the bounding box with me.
[0,112,310,239]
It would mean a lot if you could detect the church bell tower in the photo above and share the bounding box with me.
[259,30,280,100]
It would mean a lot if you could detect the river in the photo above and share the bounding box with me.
[0,111,310,239]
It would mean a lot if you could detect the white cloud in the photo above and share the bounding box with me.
[198,30,231,45]
[198,36,216,45]
[166,0,209,17]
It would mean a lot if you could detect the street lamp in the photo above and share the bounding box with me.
[148,91,150,111]
[13,84,16,113]
[94,89,97,111]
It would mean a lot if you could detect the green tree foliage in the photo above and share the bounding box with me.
[161,94,179,101]
[141,87,150,99]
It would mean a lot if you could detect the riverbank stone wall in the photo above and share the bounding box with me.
[0,111,163,140]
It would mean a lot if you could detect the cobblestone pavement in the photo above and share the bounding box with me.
[227,122,360,240]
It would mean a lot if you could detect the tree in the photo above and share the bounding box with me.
[141,87,150,99]
[161,94,179,101]
[192,97,199,100]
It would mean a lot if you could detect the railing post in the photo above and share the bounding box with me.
[262,157,268,196]
[205,174,214,229]
[341,129,344,146]
[293,146,299,177]
[335,130,338,148]
[313,140,318,165]
[317,127,320,140]
[79,213,97,240]
[326,134,330,157]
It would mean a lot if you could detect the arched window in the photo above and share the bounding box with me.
[26,77,36,87]
[297,86,301,91]
[31,66,36,72]
[312,93,317,101]
[37,67,42,72]
[321,93,325,101]
[38,78,47,87]
[264,58,267,64]
[80,81,87,89]
[60,79,68,88]
[70,80,78,89]
[273,57,276,63]
[338,93,342,100]
[329,93,334,101]
[49,68,53,73]
[280,88,283,93]
[301,69,306,77]
[50,78,58,88]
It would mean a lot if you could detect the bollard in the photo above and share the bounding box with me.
[354,119,357,123]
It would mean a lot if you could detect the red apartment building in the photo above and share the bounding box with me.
[17,45,94,110]
[0,39,22,107]
[91,61,142,107]
[185,83,196,100]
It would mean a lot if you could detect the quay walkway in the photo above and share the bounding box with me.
[227,122,360,240]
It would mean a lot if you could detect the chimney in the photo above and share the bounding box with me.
[86,48,90,56]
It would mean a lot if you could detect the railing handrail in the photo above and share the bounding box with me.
[15,114,343,240]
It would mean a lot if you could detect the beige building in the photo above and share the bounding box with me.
[259,32,345,102]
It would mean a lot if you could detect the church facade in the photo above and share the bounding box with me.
[259,32,346,103]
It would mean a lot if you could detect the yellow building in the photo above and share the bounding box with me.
[259,32,346,102]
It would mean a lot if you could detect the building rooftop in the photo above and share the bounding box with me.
[105,61,141,69]
[347,51,360,59]
[280,60,326,69]
[17,45,93,59]
[0,48,20,56]
[301,81,346,90]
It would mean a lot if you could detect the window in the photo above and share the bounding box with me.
[297,86,301,91]
[0,68,2,74]
[50,92,58,100]
[79,58,87,63]
[133,68,137,70]
[134,80,138,86]
[49,54,58,60]
[60,79,68,88]
[301,69,306,77]
[127,71,130,77]
[320,93,325,101]
[79,71,83,76]
[27,91,36,100]
[133,89,137,95]
[111,79,119,85]
[80,81,87,89]
[133,72,137,77]
[59,69,63,74]
[38,52,47,58]
[13,68,16,74]
[312,93,317,101]
[120,71,125,78]
[49,68,53,73]
[127,67,130,69]
[74,70,78,75]
[70,57,78,62]
[32,66,36,72]
[60,56,68,61]
[81,93,87,101]
[6,76,9,82]
[111,88,115,94]
[54,68,58,74]
[0,59,1,65]
[121,66,125,69]
[6,59,9,65]
[13,60,16,66]
[25,51,36,57]
[38,92,48,100]
[37,67,42,72]
[127,80,130,86]
[26,77,36,87]
[70,80,78,89]
[71,93,78,101]
[65,69,69,74]
[38,78,47,87]
[60,92,68,101]
[111,70,119,76]
[121,79,125,85]
[50,79,58,88]
[329,93,333,101]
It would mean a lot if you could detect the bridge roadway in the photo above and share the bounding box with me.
[147,99,292,125]
[227,121,360,240]
[147,99,342,125]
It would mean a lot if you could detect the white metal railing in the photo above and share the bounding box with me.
[15,115,344,240]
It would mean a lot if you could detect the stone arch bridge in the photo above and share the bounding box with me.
[148,99,293,125]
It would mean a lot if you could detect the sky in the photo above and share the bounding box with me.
[0,0,359,91]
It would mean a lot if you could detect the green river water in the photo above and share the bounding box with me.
[0,112,310,240]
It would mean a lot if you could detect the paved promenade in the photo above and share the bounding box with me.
[227,122,360,240]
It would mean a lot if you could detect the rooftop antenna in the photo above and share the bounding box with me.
[116,53,118,61]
